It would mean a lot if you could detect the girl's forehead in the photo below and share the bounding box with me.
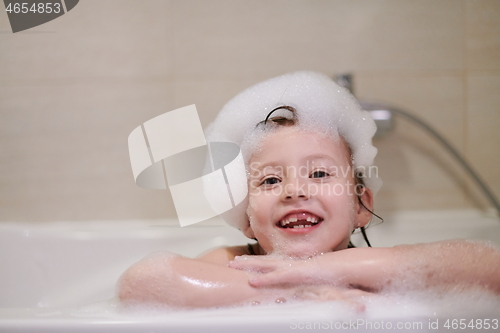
[250,127,351,164]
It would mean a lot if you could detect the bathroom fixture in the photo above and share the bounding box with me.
[334,74,500,217]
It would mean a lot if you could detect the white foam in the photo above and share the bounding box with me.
[75,289,500,322]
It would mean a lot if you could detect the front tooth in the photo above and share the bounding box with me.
[290,216,297,222]
[306,216,311,222]
[304,225,311,228]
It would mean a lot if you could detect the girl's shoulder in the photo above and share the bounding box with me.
[197,245,251,265]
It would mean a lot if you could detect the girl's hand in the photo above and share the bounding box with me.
[229,255,373,312]
[229,255,339,287]
[293,285,372,312]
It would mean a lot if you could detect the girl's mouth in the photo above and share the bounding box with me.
[277,212,324,229]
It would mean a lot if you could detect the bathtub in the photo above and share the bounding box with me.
[1,209,499,332]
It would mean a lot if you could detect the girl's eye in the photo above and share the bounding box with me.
[310,170,329,178]
[261,177,281,185]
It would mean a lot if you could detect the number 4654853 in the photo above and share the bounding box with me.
[5,2,62,14]
[443,319,499,330]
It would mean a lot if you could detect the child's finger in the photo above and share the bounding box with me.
[248,269,302,287]
[228,258,279,272]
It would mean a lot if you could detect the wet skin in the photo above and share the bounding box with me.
[118,128,500,308]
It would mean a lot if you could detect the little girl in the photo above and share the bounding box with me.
[118,72,500,308]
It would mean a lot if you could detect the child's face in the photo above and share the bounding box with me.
[245,127,369,258]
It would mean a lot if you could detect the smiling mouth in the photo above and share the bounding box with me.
[277,212,324,229]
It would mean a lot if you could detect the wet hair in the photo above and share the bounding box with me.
[257,105,383,247]
[255,105,298,127]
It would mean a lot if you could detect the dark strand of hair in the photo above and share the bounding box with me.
[255,105,298,128]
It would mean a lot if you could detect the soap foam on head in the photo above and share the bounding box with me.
[205,71,382,229]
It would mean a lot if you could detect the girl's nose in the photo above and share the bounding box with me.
[283,178,309,201]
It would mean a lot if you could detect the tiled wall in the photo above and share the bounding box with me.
[0,0,498,221]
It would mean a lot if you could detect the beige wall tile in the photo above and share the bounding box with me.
[0,0,173,81]
[0,81,177,221]
[356,74,465,149]
[0,5,10,31]
[173,78,267,127]
[355,74,472,211]
[172,0,463,79]
[2,0,499,222]
[467,75,500,202]
[466,0,500,70]
[374,130,473,212]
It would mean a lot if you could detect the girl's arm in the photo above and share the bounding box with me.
[229,240,500,294]
[117,247,371,308]
[118,251,266,308]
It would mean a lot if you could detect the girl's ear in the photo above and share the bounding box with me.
[356,187,374,228]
